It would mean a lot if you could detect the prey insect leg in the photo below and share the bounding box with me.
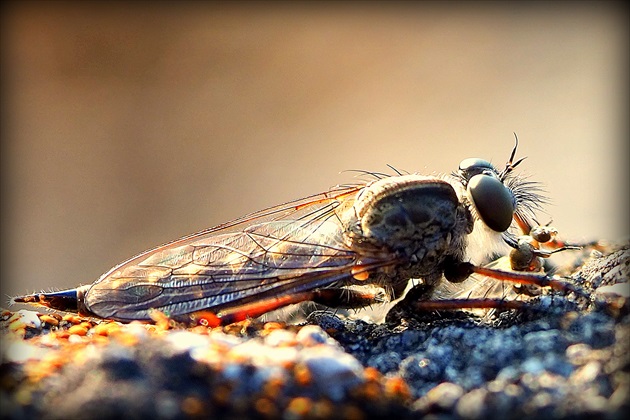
[514,214,601,254]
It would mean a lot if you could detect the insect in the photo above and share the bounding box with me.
[13,136,585,326]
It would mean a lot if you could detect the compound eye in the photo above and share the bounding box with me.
[458,158,497,181]
[467,174,515,232]
[459,158,493,172]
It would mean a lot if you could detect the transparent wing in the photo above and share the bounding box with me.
[84,185,392,321]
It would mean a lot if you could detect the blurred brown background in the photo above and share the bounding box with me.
[1,2,628,300]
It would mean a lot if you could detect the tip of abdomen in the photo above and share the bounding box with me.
[11,288,81,312]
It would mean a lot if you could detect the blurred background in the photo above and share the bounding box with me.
[1,2,628,300]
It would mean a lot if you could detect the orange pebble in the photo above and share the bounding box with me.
[39,315,60,326]
[54,330,70,339]
[361,382,382,401]
[8,321,26,333]
[263,377,285,399]
[263,322,284,332]
[67,325,88,336]
[384,376,411,400]
[311,400,334,419]
[341,405,364,420]
[254,398,278,419]
[212,385,232,406]
[363,366,382,382]
[92,322,120,336]
[181,396,204,416]
[294,363,312,386]
[189,325,210,335]
[62,314,82,324]
[286,397,312,417]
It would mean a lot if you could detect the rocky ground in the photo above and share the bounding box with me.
[1,244,628,420]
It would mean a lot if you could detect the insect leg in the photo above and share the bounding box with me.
[409,298,528,312]
[188,286,387,327]
[310,287,387,309]
[391,261,588,320]
[513,215,599,253]
[470,263,587,298]
[190,291,321,327]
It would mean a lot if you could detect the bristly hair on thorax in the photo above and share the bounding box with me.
[342,162,549,234]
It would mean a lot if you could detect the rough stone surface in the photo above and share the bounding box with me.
[1,244,628,419]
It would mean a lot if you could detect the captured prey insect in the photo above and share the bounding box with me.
[13,136,586,326]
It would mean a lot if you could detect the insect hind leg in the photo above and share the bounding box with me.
[311,286,388,309]
[188,286,389,327]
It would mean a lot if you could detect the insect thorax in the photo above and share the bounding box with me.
[343,175,474,279]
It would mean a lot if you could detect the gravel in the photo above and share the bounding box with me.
[1,244,627,419]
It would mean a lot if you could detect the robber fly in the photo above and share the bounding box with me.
[13,135,584,326]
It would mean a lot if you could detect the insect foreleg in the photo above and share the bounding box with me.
[387,259,588,322]
[470,264,587,298]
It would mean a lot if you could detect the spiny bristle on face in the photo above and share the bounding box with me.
[505,175,549,223]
